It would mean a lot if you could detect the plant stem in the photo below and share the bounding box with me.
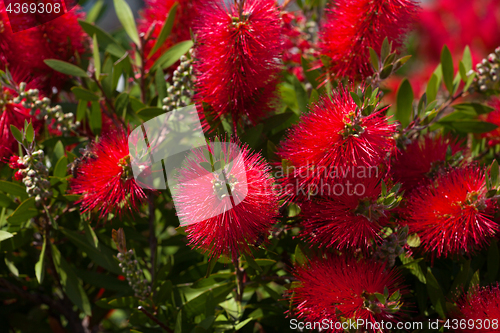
[232,252,244,317]
[148,193,157,285]
[138,306,173,333]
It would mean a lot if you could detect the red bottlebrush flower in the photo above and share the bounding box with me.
[137,0,197,72]
[290,256,406,332]
[392,134,463,190]
[0,4,89,93]
[481,98,500,147]
[276,86,396,200]
[193,0,283,128]
[70,130,147,217]
[0,99,37,163]
[453,284,500,333]
[405,166,498,258]
[319,0,419,81]
[300,173,390,253]
[174,138,280,258]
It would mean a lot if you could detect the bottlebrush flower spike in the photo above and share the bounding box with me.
[0,4,89,93]
[137,0,197,72]
[193,0,283,128]
[453,284,500,333]
[392,134,463,190]
[319,0,419,81]
[70,130,147,217]
[0,90,39,163]
[276,86,396,201]
[405,165,498,258]
[290,256,407,332]
[300,173,393,253]
[174,138,280,259]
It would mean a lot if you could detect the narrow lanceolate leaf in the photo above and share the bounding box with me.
[149,2,179,58]
[113,0,140,46]
[0,231,14,242]
[35,236,47,283]
[93,34,101,78]
[396,78,414,128]
[150,40,193,72]
[10,125,23,143]
[44,59,88,78]
[440,46,454,94]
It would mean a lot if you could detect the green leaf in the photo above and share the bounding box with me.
[488,240,499,283]
[380,37,391,64]
[462,45,472,72]
[175,310,182,333]
[240,124,263,148]
[426,74,439,102]
[53,158,68,182]
[407,233,421,247]
[86,0,105,23]
[83,221,99,248]
[294,244,307,265]
[76,100,87,121]
[154,280,173,304]
[396,78,414,128]
[51,244,92,315]
[459,61,467,82]
[90,101,102,135]
[5,258,19,277]
[426,269,447,318]
[150,40,194,72]
[440,45,454,94]
[182,282,235,318]
[0,180,28,201]
[115,93,129,118]
[244,254,263,274]
[449,120,498,133]
[368,47,379,70]
[449,259,470,299]
[25,122,34,143]
[149,2,179,58]
[453,103,494,115]
[79,20,127,57]
[60,227,122,275]
[93,34,101,78]
[292,76,308,114]
[7,198,38,225]
[113,0,140,46]
[155,69,167,107]
[491,160,499,186]
[35,236,47,283]
[0,230,14,242]
[235,318,253,331]
[44,59,88,78]
[10,125,23,143]
[137,107,165,121]
[72,87,99,101]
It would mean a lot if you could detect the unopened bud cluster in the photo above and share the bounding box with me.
[470,47,500,93]
[14,82,79,135]
[12,150,52,206]
[372,228,408,267]
[162,50,195,112]
[117,249,151,299]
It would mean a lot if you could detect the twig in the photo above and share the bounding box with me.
[138,306,173,333]
[231,252,245,317]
